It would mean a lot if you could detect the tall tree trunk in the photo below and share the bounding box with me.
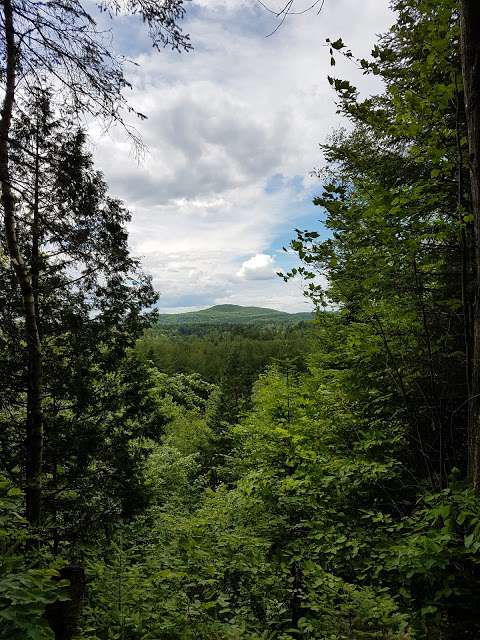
[32,120,41,333]
[455,73,473,457]
[0,0,44,524]
[460,0,480,490]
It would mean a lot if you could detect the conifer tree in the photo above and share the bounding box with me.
[0,0,190,523]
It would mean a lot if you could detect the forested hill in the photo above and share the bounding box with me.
[157,304,313,326]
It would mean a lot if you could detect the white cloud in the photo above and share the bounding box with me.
[91,0,394,311]
[237,253,276,280]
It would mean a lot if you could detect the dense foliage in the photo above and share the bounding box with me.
[2,0,480,638]
[136,323,309,425]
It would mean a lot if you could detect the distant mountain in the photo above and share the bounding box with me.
[156,304,314,326]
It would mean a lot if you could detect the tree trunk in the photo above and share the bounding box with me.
[460,0,480,490]
[0,0,44,523]
[44,565,86,640]
[32,119,41,333]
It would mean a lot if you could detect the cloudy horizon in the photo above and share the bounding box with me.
[90,0,393,313]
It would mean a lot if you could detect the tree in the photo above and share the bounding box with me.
[459,1,480,489]
[0,92,166,547]
[0,0,190,524]
[276,0,480,499]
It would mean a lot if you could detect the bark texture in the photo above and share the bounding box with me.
[0,0,44,523]
[460,0,480,490]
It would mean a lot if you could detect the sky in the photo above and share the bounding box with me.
[91,0,394,313]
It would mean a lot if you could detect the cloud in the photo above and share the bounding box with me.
[237,253,276,280]
[90,0,394,312]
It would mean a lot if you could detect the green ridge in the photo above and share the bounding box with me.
[157,304,313,326]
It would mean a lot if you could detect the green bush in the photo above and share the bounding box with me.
[0,476,68,640]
